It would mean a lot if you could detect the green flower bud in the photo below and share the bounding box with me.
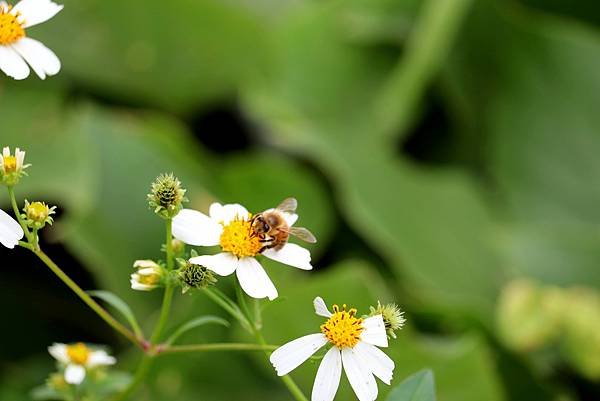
[21,200,56,230]
[177,251,217,293]
[131,260,164,291]
[147,173,187,219]
[369,301,406,339]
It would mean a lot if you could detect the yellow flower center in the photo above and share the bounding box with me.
[2,155,17,173]
[138,272,160,285]
[0,7,25,45]
[66,343,90,365]
[26,202,49,222]
[219,217,262,258]
[320,304,364,349]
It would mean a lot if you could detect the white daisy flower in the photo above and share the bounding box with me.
[0,208,24,248]
[0,0,63,80]
[172,202,313,301]
[48,342,116,385]
[270,297,395,401]
[130,259,163,291]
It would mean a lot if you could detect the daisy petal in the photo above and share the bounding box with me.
[313,296,332,318]
[342,348,378,401]
[312,347,342,401]
[220,203,250,225]
[12,0,63,28]
[283,212,299,226]
[262,243,312,270]
[360,315,388,347]
[189,252,238,276]
[354,341,394,385]
[173,209,222,246]
[64,364,86,385]
[48,343,69,364]
[88,350,116,367]
[208,202,224,220]
[12,37,60,79]
[270,333,327,376]
[0,46,29,80]
[236,257,278,300]
[0,209,24,249]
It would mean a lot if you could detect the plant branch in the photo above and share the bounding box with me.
[157,343,278,355]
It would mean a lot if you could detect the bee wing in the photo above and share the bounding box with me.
[289,227,317,243]
[276,197,298,213]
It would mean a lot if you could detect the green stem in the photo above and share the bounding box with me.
[150,284,174,344]
[32,249,142,348]
[375,0,473,142]
[7,186,33,243]
[234,281,308,401]
[110,355,153,401]
[203,287,253,333]
[159,343,278,354]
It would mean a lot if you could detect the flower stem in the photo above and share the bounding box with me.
[7,186,33,244]
[110,355,153,401]
[158,343,278,354]
[203,287,253,333]
[32,249,142,348]
[150,218,176,344]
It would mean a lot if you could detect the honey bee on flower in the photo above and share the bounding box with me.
[172,198,316,301]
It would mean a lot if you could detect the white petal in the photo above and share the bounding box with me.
[87,350,116,367]
[283,212,298,226]
[12,0,63,28]
[342,348,378,401]
[11,37,60,79]
[208,202,224,219]
[173,209,222,246]
[236,257,278,300]
[0,209,24,249]
[133,260,159,269]
[64,364,86,385]
[220,203,250,225]
[2,147,9,158]
[269,333,327,376]
[48,343,69,364]
[15,148,25,169]
[313,296,332,318]
[312,347,342,401]
[360,315,388,347]
[189,252,238,276]
[0,45,29,80]
[130,279,154,291]
[354,342,394,385]
[262,243,312,270]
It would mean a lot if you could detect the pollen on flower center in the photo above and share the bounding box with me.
[320,304,364,349]
[219,218,262,258]
[2,155,16,173]
[0,8,25,45]
[66,343,90,365]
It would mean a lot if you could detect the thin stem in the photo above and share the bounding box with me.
[150,284,174,344]
[159,343,278,354]
[110,355,153,401]
[203,287,253,333]
[33,249,142,348]
[7,186,33,243]
[165,219,174,271]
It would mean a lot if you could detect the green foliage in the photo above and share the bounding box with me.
[386,369,436,401]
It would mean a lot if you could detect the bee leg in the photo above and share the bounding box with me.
[259,242,278,253]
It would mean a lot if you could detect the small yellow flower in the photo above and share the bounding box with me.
[0,146,30,185]
[48,342,116,385]
[22,200,56,229]
[130,260,163,291]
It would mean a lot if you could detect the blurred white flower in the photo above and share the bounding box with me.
[0,0,63,80]
[48,343,116,385]
[0,209,23,248]
[173,202,312,300]
[270,297,394,401]
[130,260,162,291]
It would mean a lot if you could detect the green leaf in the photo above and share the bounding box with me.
[88,290,143,339]
[386,370,436,401]
[165,316,230,345]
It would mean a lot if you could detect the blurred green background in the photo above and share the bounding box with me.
[1,0,600,400]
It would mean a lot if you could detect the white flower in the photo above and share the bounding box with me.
[173,202,312,301]
[270,297,395,401]
[0,0,63,80]
[130,260,162,291]
[48,342,116,385]
[0,208,24,248]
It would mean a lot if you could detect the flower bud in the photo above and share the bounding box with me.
[147,173,187,219]
[131,260,164,291]
[22,200,56,230]
[0,146,30,186]
[369,301,406,339]
[177,255,217,294]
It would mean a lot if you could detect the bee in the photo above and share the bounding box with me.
[250,197,317,252]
